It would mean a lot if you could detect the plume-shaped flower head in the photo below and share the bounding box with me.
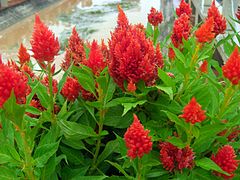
[176,0,192,17]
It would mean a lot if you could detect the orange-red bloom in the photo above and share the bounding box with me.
[0,64,28,107]
[195,17,215,43]
[236,6,240,20]
[109,6,163,91]
[148,7,163,26]
[199,60,208,73]
[84,40,106,75]
[159,142,194,172]
[176,0,192,17]
[41,76,58,94]
[124,114,152,159]
[171,13,191,48]
[62,27,86,71]
[18,43,30,65]
[211,145,238,179]
[31,15,60,63]
[61,77,81,102]
[207,0,226,37]
[222,46,240,85]
[180,97,206,124]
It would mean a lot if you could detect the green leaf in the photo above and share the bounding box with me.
[191,168,214,180]
[166,137,185,149]
[158,69,175,87]
[60,146,84,165]
[72,65,96,96]
[105,97,137,108]
[104,106,132,128]
[146,168,168,178]
[105,160,132,179]
[0,166,18,179]
[122,100,147,116]
[34,141,60,167]
[103,77,116,106]
[0,153,14,164]
[162,111,189,131]
[192,126,200,138]
[195,158,230,176]
[156,86,173,100]
[97,140,118,166]
[36,82,50,109]
[172,46,185,63]
[115,133,127,157]
[3,91,25,129]
[146,22,153,38]
[72,176,107,180]
[62,138,86,150]
[58,120,97,140]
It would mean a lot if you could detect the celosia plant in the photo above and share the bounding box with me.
[0,2,239,180]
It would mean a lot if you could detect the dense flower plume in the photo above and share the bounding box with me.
[195,17,215,43]
[211,145,238,179]
[84,40,106,75]
[176,0,192,17]
[109,6,163,91]
[199,60,208,73]
[222,46,240,85]
[148,7,163,26]
[30,15,60,63]
[0,63,28,107]
[236,6,240,20]
[159,142,194,172]
[171,13,191,48]
[180,97,206,124]
[61,77,81,102]
[18,43,30,65]
[207,0,226,37]
[41,76,58,94]
[62,27,86,71]
[124,114,152,159]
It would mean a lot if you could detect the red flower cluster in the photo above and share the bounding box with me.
[0,63,28,107]
[31,15,60,63]
[21,64,35,78]
[84,40,106,75]
[207,0,226,37]
[199,60,208,73]
[18,43,30,65]
[148,7,163,26]
[159,142,194,172]
[176,0,192,17]
[211,145,238,179]
[41,76,58,94]
[180,97,206,124]
[62,27,86,71]
[222,46,240,85]
[27,99,46,118]
[124,114,152,159]
[195,17,215,43]
[61,77,81,101]
[236,6,240,20]
[219,126,240,142]
[109,6,163,91]
[171,13,191,48]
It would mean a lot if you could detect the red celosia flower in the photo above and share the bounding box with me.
[31,15,60,63]
[84,40,106,75]
[109,6,163,91]
[18,43,30,65]
[236,6,240,20]
[21,64,35,78]
[170,13,191,48]
[124,114,152,159]
[41,76,58,94]
[62,27,86,71]
[195,17,215,43]
[222,46,240,85]
[79,86,96,101]
[0,64,28,107]
[199,60,208,73]
[148,7,163,26]
[207,0,226,37]
[117,5,129,27]
[179,97,206,124]
[176,0,192,17]
[211,145,239,179]
[168,48,175,60]
[159,142,195,172]
[61,77,81,101]
[27,99,46,118]
[127,81,137,92]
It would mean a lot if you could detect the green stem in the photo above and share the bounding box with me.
[47,63,56,124]
[187,124,193,145]
[137,158,143,180]
[20,129,35,179]
[218,86,235,119]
